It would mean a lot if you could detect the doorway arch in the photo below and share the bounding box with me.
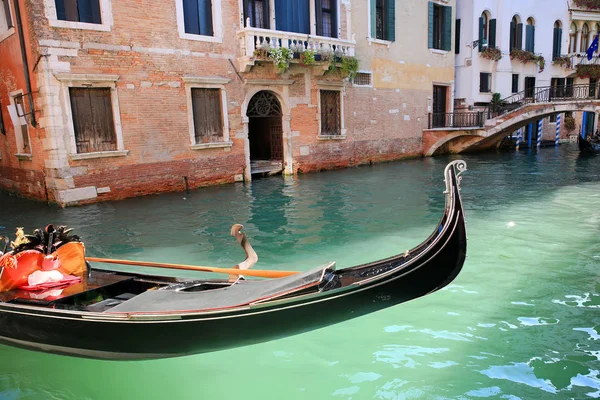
[246,91,284,176]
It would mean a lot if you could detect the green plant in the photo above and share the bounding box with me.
[253,47,269,59]
[481,47,502,61]
[300,50,316,66]
[340,56,359,80]
[576,64,600,79]
[268,47,293,73]
[510,49,545,72]
[552,55,572,69]
[490,92,503,112]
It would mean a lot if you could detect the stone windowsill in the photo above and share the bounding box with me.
[15,153,32,161]
[318,135,347,141]
[49,19,111,32]
[0,27,15,43]
[179,32,223,43]
[69,150,129,160]
[190,141,233,150]
[367,38,392,48]
[430,48,449,55]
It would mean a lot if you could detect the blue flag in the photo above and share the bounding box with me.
[587,35,599,60]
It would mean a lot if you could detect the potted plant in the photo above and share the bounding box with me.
[481,47,502,61]
[510,49,546,72]
[576,64,600,79]
[574,0,600,9]
[300,50,316,66]
[552,55,572,69]
[564,113,576,131]
[268,47,293,73]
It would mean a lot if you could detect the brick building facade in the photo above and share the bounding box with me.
[0,0,455,206]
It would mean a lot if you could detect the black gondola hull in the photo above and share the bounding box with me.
[579,135,600,155]
[0,162,467,360]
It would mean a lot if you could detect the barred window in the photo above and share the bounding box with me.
[191,88,223,143]
[353,72,372,86]
[320,90,341,135]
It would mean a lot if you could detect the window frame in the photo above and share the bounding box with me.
[0,0,15,42]
[352,71,373,88]
[512,74,519,94]
[581,23,590,53]
[479,72,492,93]
[317,82,345,139]
[183,76,232,150]
[367,0,394,45]
[54,73,127,160]
[176,0,223,42]
[44,0,113,31]
[428,1,451,52]
[8,90,32,158]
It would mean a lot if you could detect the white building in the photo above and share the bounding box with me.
[455,0,570,107]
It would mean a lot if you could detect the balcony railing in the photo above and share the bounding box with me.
[428,112,485,129]
[237,18,355,65]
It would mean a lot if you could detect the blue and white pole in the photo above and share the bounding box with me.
[537,119,543,148]
[555,114,561,146]
[515,128,521,151]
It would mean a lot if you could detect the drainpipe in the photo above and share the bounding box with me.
[13,0,37,128]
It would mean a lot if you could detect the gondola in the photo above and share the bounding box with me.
[578,135,600,155]
[0,160,468,360]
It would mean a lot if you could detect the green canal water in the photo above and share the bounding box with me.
[0,144,599,399]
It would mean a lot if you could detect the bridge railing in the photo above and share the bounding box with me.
[428,112,485,129]
[485,83,600,119]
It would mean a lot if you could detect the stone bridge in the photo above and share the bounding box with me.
[423,85,600,156]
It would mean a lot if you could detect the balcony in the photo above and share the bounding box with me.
[237,18,356,74]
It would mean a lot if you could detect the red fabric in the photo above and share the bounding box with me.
[18,275,81,291]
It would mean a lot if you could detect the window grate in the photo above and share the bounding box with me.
[320,90,341,135]
[353,72,372,86]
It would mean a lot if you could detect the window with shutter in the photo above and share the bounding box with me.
[1,0,13,33]
[69,88,117,154]
[370,0,394,41]
[553,23,562,60]
[512,74,519,93]
[581,24,590,53]
[183,0,214,36]
[509,16,521,51]
[489,19,496,48]
[429,3,451,51]
[320,90,341,135]
[525,18,535,53]
[55,0,102,24]
[191,88,224,144]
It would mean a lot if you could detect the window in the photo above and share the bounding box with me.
[590,78,597,98]
[320,90,341,135]
[512,74,519,93]
[524,77,536,98]
[0,0,13,35]
[191,88,223,143]
[353,72,372,86]
[569,23,577,53]
[316,0,337,38]
[429,2,452,51]
[183,0,213,36]
[11,94,31,155]
[553,21,562,60]
[525,17,535,52]
[69,88,116,153]
[276,0,309,34]
[55,0,101,24]
[581,23,590,53]
[455,19,460,54]
[509,15,522,51]
[243,0,269,29]
[370,0,394,41]
[551,77,566,98]
[0,101,5,135]
[478,12,496,51]
[480,73,491,93]
[596,24,600,53]
[549,114,557,123]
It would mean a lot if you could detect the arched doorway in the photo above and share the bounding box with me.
[247,91,283,175]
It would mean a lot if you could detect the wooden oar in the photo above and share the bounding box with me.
[86,257,299,279]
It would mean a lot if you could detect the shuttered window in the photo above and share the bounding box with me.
[428,2,451,51]
[553,27,562,60]
[13,95,30,154]
[183,0,214,36]
[525,22,535,52]
[191,88,223,144]
[455,19,460,54]
[320,90,341,135]
[509,17,523,51]
[1,0,13,32]
[512,74,519,93]
[69,88,116,154]
[316,0,337,38]
[55,0,101,24]
[489,19,496,48]
[243,0,269,28]
[275,0,309,34]
[370,0,394,41]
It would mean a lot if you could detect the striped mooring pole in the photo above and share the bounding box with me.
[537,119,543,148]
[555,114,561,147]
[515,128,522,151]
